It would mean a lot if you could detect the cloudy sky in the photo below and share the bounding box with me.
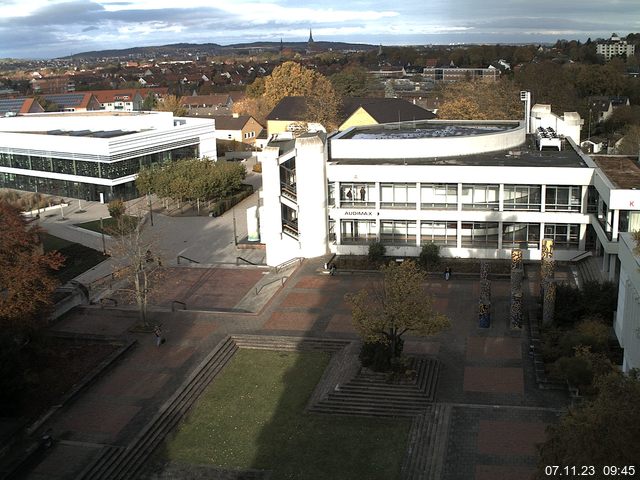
[0,0,639,59]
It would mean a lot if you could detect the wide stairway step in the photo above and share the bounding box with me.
[401,403,452,480]
[309,357,440,418]
[81,336,239,480]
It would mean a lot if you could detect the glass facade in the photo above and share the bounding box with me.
[340,182,375,208]
[461,222,499,247]
[503,185,541,211]
[420,221,457,246]
[0,144,198,201]
[380,183,417,208]
[545,186,582,212]
[380,220,416,245]
[502,222,541,248]
[421,184,457,209]
[544,223,580,249]
[461,184,499,210]
[0,172,137,202]
[340,219,377,244]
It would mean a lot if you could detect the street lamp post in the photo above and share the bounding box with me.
[100,217,106,254]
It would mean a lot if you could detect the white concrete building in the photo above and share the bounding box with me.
[614,232,640,372]
[258,116,602,267]
[0,111,216,202]
[596,34,636,61]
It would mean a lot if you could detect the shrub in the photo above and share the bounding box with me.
[551,355,594,387]
[252,162,262,173]
[107,199,125,218]
[368,241,386,263]
[575,317,610,353]
[359,339,404,372]
[554,281,617,327]
[419,242,440,270]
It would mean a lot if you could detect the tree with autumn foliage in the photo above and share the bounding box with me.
[436,79,523,120]
[0,203,63,334]
[345,260,450,369]
[536,370,640,477]
[236,61,341,130]
[155,95,187,117]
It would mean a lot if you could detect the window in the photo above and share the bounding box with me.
[339,182,375,208]
[380,183,417,208]
[328,219,336,242]
[545,186,581,212]
[51,158,74,175]
[544,224,580,249]
[328,182,335,207]
[340,220,377,244]
[420,221,457,246]
[281,204,298,238]
[421,183,457,209]
[502,223,540,248]
[461,222,499,247]
[280,157,296,200]
[503,185,541,211]
[461,184,499,210]
[380,220,416,245]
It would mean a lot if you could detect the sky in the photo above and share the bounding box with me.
[0,0,639,59]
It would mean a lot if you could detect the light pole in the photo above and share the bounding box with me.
[147,193,154,226]
[100,217,106,254]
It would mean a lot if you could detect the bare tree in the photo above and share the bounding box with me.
[107,217,161,326]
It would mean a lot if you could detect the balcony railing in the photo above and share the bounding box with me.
[281,183,297,202]
[282,219,299,239]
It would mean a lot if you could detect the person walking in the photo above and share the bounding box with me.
[154,325,164,347]
[444,266,451,281]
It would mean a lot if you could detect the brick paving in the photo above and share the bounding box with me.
[463,367,525,395]
[19,259,570,480]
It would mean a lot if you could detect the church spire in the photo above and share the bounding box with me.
[308,28,314,43]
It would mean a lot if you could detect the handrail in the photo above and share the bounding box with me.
[171,300,187,312]
[177,255,200,265]
[255,276,288,295]
[236,256,259,266]
[569,251,592,263]
[99,298,118,307]
[274,257,303,273]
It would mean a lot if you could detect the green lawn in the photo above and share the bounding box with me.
[164,349,410,480]
[74,215,138,235]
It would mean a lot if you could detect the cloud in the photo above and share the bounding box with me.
[82,25,99,32]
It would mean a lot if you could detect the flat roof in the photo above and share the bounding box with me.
[330,135,588,168]
[593,156,640,189]
[39,129,139,138]
[339,121,518,140]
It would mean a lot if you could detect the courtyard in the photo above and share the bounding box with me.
[10,258,568,480]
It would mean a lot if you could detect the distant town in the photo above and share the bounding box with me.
[1,30,640,480]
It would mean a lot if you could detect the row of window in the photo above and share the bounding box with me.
[0,145,197,180]
[0,172,137,202]
[335,219,580,249]
[329,183,583,212]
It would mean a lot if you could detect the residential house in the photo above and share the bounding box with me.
[266,96,436,136]
[41,93,101,112]
[89,89,145,112]
[212,113,263,144]
[181,94,234,116]
[588,96,630,124]
[0,98,44,117]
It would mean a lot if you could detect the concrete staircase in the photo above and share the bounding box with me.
[309,357,440,418]
[75,335,352,480]
[575,256,604,285]
[400,403,452,480]
[76,336,239,480]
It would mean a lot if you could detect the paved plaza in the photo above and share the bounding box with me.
[12,255,570,480]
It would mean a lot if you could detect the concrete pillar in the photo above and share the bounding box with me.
[612,210,620,240]
[540,185,546,213]
[609,254,617,282]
